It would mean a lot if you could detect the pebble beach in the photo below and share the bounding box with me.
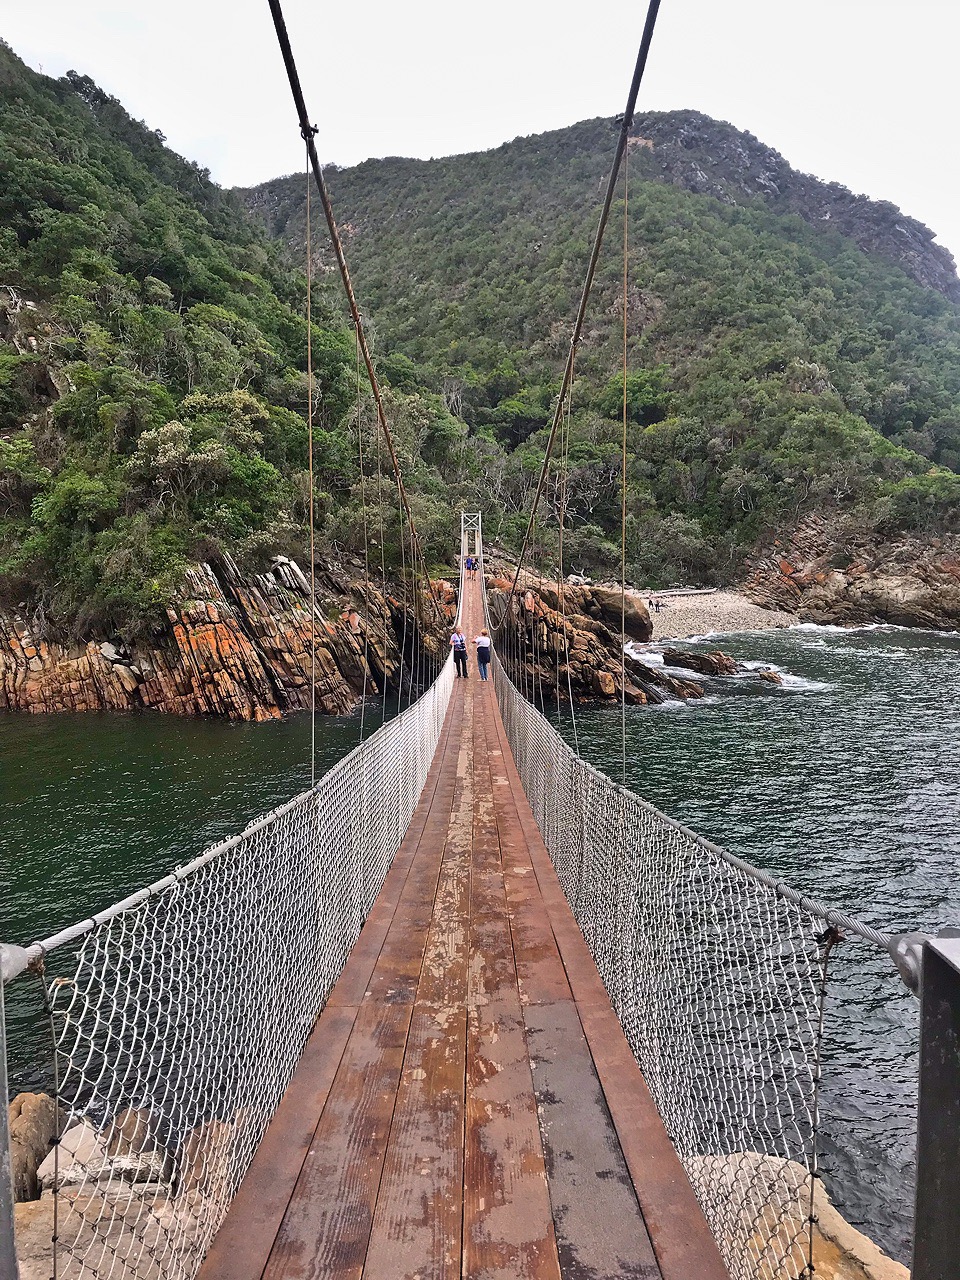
[637,590,799,641]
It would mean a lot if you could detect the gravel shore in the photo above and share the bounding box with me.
[637,590,799,641]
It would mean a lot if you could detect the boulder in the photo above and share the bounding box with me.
[14,1184,183,1280]
[662,648,739,676]
[36,1118,106,1192]
[592,670,617,697]
[586,586,654,642]
[178,1117,232,1205]
[689,1152,908,1280]
[8,1092,59,1201]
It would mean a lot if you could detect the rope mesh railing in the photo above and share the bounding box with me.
[5,655,454,1280]
[489,639,890,1280]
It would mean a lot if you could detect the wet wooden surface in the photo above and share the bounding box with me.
[199,581,728,1280]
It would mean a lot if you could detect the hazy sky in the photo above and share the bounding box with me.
[4,0,959,259]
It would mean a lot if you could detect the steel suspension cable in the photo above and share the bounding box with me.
[557,376,580,753]
[620,153,629,785]
[266,0,442,625]
[355,324,371,740]
[500,0,662,612]
[305,151,317,785]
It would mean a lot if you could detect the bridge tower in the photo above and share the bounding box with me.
[460,511,482,566]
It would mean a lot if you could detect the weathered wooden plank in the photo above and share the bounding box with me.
[463,698,561,1280]
[198,1004,360,1280]
[361,700,474,1278]
[523,1001,661,1279]
[261,1000,414,1280]
[485,692,729,1280]
[259,703,465,1279]
[198,699,462,1280]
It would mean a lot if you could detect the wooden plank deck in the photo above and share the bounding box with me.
[198,580,728,1280]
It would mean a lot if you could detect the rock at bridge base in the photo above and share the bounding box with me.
[9,1092,60,1202]
[691,1152,908,1280]
[15,1184,186,1280]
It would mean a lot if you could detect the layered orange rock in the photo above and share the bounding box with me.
[0,556,452,721]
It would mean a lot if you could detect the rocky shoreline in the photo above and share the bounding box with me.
[5,521,958,721]
[486,571,785,705]
[0,555,452,721]
[743,515,960,630]
[641,589,799,640]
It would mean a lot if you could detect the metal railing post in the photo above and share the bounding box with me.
[913,937,960,1280]
[0,977,21,1280]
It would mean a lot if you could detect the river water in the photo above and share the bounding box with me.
[3,625,958,1263]
[2,705,387,1088]
[561,623,960,1264]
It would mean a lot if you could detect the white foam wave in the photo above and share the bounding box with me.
[776,672,833,692]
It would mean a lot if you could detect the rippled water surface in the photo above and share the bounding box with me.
[561,623,960,1264]
[2,706,386,1082]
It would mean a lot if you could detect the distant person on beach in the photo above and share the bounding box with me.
[450,628,469,678]
[473,629,492,681]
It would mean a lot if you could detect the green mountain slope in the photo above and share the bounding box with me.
[0,42,468,637]
[2,32,958,636]
[242,114,960,582]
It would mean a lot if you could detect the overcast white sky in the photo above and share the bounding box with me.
[3,0,959,259]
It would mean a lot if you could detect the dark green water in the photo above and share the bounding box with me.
[2,704,388,1086]
[561,623,960,1264]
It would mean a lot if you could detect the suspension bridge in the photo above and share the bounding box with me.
[3,518,958,1280]
[4,0,960,1275]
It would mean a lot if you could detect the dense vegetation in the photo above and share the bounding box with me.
[0,43,466,637]
[3,38,960,642]
[247,117,960,582]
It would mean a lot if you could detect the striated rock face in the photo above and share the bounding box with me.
[0,555,452,720]
[8,1092,59,1202]
[487,571,705,705]
[743,515,960,630]
[629,110,960,302]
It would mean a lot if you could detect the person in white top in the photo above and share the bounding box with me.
[473,629,492,681]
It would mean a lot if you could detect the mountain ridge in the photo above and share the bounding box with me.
[238,108,960,305]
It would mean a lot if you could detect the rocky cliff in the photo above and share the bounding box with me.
[629,110,960,302]
[742,515,960,628]
[0,555,452,720]
[487,570,711,704]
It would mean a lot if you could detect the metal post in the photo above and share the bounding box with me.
[913,937,960,1280]
[0,977,21,1280]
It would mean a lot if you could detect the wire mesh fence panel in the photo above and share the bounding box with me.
[8,657,454,1280]
[493,654,844,1280]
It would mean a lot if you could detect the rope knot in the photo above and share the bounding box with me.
[301,123,318,140]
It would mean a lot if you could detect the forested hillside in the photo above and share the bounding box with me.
[0,42,469,639]
[243,113,960,583]
[3,33,960,645]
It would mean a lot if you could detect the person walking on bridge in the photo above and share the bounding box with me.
[450,628,469,678]
[473,629,492,681]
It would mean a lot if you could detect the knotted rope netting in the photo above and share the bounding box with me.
[4,657,453,1280]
